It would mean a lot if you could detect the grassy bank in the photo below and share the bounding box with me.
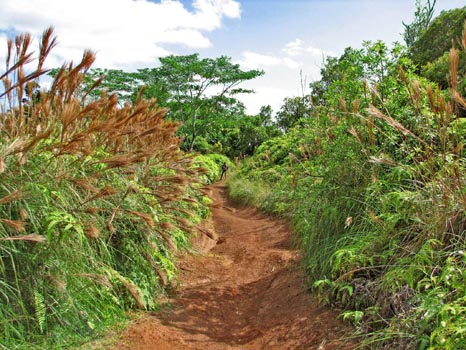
[227,39,466,349]
[0,28,230,349]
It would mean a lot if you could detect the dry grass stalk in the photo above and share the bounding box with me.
[0,233,46,242]
[369,155,397,167]
[348,126,363,146]
[74,273,112,288]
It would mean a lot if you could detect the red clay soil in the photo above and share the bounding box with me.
[113,184,356,350]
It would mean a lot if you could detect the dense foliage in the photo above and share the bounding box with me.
[73,55,280,158]
[3,4,466,350]
[228,11,466,350]
[0,28,224,349]
[412,6,466,91]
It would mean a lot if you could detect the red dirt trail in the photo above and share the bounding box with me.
[114,184,356,350]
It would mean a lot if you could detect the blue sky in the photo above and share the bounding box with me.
[1,0,465,113]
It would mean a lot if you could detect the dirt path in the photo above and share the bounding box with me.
[114,184,355,350]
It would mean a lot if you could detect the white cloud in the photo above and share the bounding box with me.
[0,35,7,63]
[283,38,335,58]
[235,39,335,114]
[0,0,241,69]
[240,86,296,115]
[282,38,305,57]
[237,51,300,70]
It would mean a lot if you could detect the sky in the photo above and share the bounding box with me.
[0,0,465,114]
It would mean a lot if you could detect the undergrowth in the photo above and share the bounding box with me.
[0,28,220,349]
[228,29,466,349]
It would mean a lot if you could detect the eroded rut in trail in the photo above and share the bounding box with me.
[114,184,355,350]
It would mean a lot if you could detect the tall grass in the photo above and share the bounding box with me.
[0,28,211,349]
[229,25,466,349]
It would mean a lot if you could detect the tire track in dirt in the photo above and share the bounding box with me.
[114,184,356,350]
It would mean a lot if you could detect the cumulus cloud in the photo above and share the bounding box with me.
[237,51,300,70]
[282,38,335,58]
[0,0,241,69]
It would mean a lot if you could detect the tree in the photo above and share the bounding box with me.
[310,41,405,113]
[410,7,466,88]
[65,54,264,154]
[258,105,273,126]
[402,0,437,50]
[275,96,311,132]
[136,54,264,151]
[410,6,466,65]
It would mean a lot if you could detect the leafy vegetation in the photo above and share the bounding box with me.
[412,6,466,91]
[0,28,223,349]
[71,55,280,158]
[228,6,466,349]
[3,3,466,350]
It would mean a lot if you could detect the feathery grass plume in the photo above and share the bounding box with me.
[0,27,209,348]
[84,206,101,216]
[411,79,422,110]
[81,185,119,204]
[339,98,348,113]
[18,205,28,221]
[449,47,459,91]
[367,114,375,146]
[348,126,364,146]
[113,274,145,309]
[369,155,397,166]
[0,189,24,204]
[141,250,168,287]
[74,273,112,288]
[85,225,100,239]
[0,138,29,158]
[0,234,46,242]
[37,27,58,72]
[124,209,155,228]
[71,178,99,194]
[156,228,177,251]
[368,105,426,146]
[426,85,438,113]
[0,219,26,232]
[352,99,360,114]
[451,90,466,109]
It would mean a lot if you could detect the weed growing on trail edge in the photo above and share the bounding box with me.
[229,33,466,349]
[0,28,216,349]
